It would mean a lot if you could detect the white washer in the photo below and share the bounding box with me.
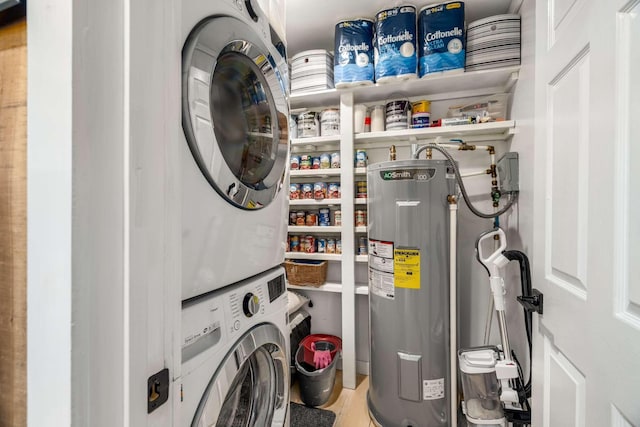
[181,0,290,300]
[178,266,289,426]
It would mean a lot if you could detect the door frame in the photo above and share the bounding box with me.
[27,0,182,426]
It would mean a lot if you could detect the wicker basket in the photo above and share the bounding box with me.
[284,260,328,287]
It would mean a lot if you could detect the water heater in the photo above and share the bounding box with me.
[367,159,455,427]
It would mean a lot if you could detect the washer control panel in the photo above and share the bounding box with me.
[181,299,224,363]
[226,283,266,336]
[181,268,287,363]
[243,293,261,317]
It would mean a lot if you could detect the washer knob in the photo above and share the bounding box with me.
[243,293,260,317]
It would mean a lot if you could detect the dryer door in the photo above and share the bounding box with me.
[182,16,289,210]
[192,324,289,427]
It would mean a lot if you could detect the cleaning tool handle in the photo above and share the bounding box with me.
[476,228,508,274]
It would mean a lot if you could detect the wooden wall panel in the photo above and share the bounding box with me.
[0,18,27,427]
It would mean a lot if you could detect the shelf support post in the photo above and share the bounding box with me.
[340,91,357,389]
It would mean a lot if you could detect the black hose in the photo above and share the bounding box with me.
[504,250,533,397]
[413,144,519,219]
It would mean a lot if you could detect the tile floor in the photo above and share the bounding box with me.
[290,371,374,427]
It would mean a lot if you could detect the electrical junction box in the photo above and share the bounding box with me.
[497,152,519,194]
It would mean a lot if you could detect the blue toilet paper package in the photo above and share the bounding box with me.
[334,19,375,88]
[418,2,466,76]
[374,6,417,83]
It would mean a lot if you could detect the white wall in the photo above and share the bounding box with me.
[501,0,536,379]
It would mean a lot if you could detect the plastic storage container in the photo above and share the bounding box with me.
[299,334,342,366]
[459,346,505,423]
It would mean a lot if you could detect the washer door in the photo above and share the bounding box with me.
[192,324,289,427]
[182,16,289,210]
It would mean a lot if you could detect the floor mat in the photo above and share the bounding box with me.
[290,402,336,427]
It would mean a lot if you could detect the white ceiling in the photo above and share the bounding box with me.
[285,0,515,56]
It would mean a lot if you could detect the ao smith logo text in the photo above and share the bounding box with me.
[381,169,435,181]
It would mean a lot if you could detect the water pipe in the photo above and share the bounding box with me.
[448,195,458,427]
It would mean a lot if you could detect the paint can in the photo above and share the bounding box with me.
[418,2,466,76]
[320,153,331,169]
[328,182,341,199]
[301,183,314,199]
[290,183,301,199]
[297,111,320,138]
[320,108,340,136]
[374,6,418,83]
[334,19,375,88]
[386,100,411,130]
[319,208,331,226]
[314,182,328,200]
[412,100,431,128]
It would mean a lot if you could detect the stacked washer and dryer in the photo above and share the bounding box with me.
[177,0,291,425]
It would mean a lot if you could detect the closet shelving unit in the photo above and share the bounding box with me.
[286,65,519,388]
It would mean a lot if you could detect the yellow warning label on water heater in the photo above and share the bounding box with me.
[394,249,420,289]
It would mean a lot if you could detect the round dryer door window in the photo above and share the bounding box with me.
[192,324,289,426]
[182,16,289,210]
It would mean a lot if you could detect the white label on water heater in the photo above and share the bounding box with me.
[423,378,445,400]
[369,239,394,258]
[370,270,395,299]
[369,239,395,299]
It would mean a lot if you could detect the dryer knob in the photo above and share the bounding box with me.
[243,293,260,317]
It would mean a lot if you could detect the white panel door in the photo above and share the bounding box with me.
[533,0,640,426]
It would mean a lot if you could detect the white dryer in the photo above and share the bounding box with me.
[178,266,289,426]
[181,0,290,300]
